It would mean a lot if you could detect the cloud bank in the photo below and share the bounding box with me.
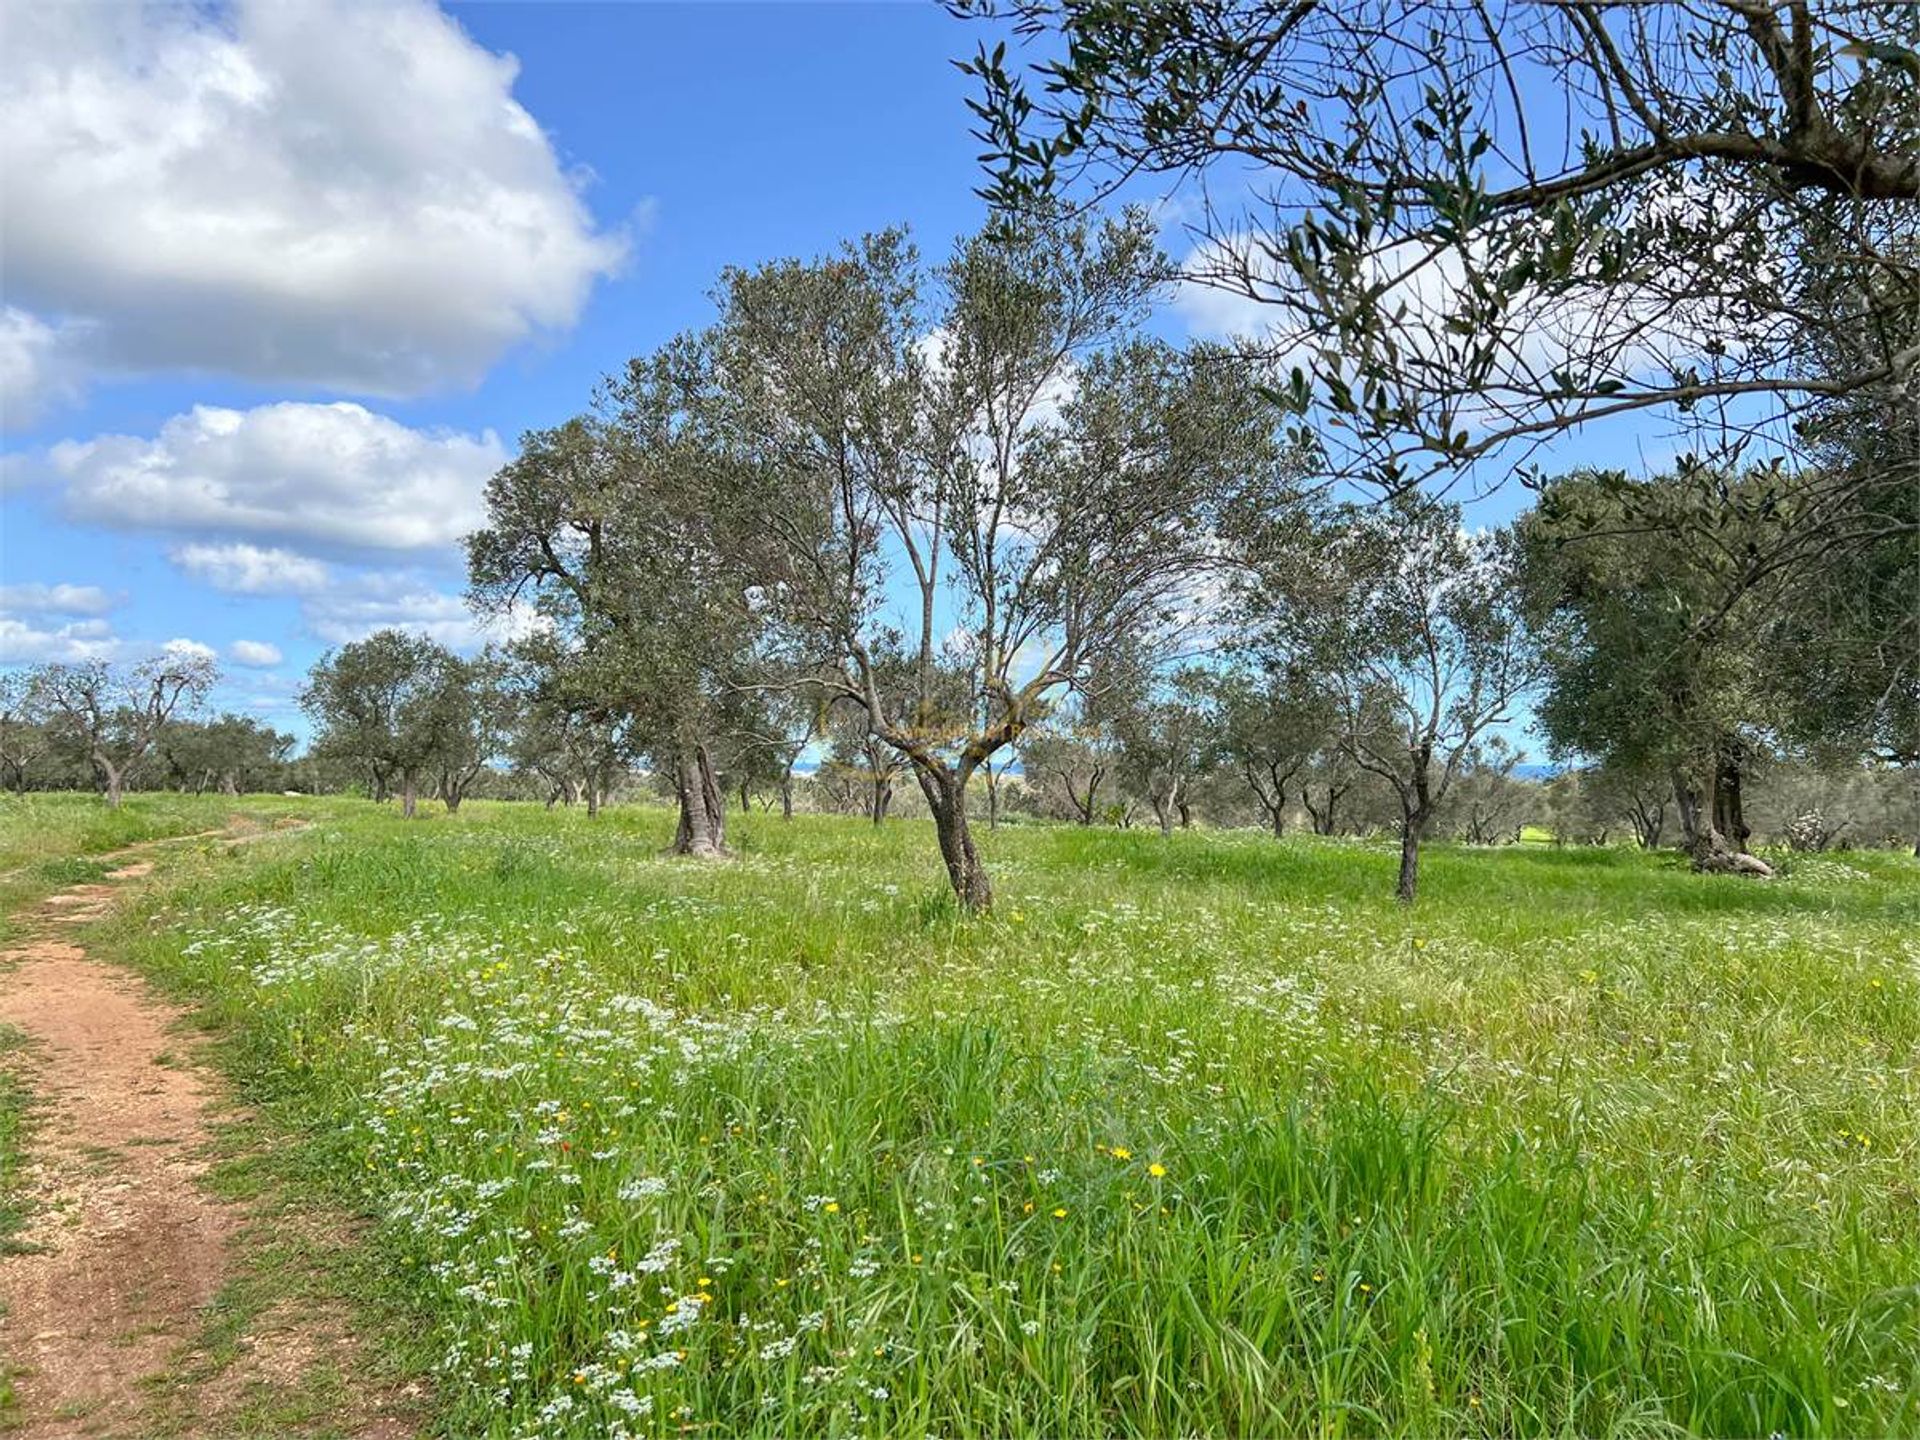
[0,0,626,416]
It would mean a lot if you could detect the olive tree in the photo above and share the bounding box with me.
[0,672,50,794]
[469,353,762,856]
[1112,669,1213,835]
[1519,466,1792,870]
[300,629,465,818]
[507,652,629,816]
[437,650,519,813]
[24,654,217,807]
[156,714,295,795]
[959,0,1920,489]
[1206,662,1337,838]
[711,210,1290,909]
[1244,497,1540,901]
[1019,712,1120,825]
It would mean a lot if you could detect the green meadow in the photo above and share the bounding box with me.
[7,794,1918,1437]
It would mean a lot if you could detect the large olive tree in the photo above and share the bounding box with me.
[710,210,1290,909]
[468,353,763,857]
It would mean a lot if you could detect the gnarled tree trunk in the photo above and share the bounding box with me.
[400,770,419,819]
[1396,804,1429,904]
[671,744,728,857]
[919,767,992,912]
[97,755,125,810]
[1711,735,1751,851]
[1150,787,1174,837]
[1396,751,1434,904]
[1674,757,1772,877]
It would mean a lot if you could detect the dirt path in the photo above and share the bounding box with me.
[0,828,415,1438]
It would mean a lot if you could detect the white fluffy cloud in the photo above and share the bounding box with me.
[1177,224,1728,397]
[0,0,625,408]
[0,616,121,664]
[171,542,330,595]
[0,582,115,616]
[228,639,284,668]
[161,637,220,664]
[301,574,543,651]
[51,402,505,555]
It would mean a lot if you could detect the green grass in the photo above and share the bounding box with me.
[0,1024,32,1255]
[0,792,315,940]
[24,800,1920,1437]
[0,1023,32,1420]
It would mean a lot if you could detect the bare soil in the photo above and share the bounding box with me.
[0,829,417,1437]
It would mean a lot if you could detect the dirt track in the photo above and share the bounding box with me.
[0,827,415,1438]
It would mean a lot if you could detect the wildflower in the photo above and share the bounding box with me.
[824,1201,841,1213]
[1110,1146,1133,1161]
[1052,1207,1067,1219]
[1148,1163,1167,1178]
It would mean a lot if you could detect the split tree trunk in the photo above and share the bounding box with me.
[1711,736,1751,851]
[1151,792,1174,837]
[671,744,728,857]
[1673,760,1772,876]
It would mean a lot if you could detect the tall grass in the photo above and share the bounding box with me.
[72,803,1920,1436]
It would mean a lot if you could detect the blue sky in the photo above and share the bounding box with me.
[1,1,1005,737]
[0,1,1645,745]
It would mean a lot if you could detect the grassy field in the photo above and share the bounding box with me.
[0,791,316,941]
[9,795,1919,1437]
